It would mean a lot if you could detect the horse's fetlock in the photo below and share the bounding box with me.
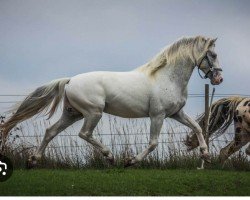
[102,148,111,156]
[200,146,208,154]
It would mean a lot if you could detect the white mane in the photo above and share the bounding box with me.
[136,36,206,76]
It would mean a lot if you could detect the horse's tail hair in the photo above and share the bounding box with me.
[0,78,70,139]
[202,96,245,136]
[185,96,245,149]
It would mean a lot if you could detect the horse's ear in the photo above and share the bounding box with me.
[209,38,217,47]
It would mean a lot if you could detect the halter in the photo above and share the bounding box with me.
[196,51,222,79]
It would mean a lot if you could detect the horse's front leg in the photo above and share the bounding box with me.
[171,109,210,163]
[125,113,165,167]
[219,132,249,164]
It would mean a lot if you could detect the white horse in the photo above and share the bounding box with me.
[1,36,223,168]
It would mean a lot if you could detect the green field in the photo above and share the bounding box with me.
[0,169,249,196]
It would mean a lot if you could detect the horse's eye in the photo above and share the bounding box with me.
[208,51,217,59]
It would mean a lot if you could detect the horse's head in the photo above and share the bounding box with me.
[193,37,223,85]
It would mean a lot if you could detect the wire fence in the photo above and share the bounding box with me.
[0,93,250,103]
[1,93,249,153]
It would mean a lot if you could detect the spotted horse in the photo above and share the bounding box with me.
[185,96,250,164]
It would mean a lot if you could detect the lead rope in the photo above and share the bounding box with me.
[198,67,205,79]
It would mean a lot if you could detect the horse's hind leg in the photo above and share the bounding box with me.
[78,113,114,164]
[27,97,83,168]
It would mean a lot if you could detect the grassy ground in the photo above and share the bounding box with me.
[0,169,249,196]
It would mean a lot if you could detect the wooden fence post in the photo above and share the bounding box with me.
[204,84,209,151]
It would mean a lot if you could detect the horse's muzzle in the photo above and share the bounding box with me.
[211,71,223,85]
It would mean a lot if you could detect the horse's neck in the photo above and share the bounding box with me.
[158,58,195,92]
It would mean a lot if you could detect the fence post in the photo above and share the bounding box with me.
[204,84,209,151]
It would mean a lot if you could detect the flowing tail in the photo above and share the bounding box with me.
[0,78,70,139]
[185,96,245,150]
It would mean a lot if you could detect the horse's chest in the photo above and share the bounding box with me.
[163,89,186,108]
[161,84,186,102]
[150,93,186,116]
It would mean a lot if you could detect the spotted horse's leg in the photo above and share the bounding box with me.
[220,98,250,160]
[240,98,250,156]
[219,122,250,164]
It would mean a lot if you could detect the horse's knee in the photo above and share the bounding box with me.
[93,112,102,119]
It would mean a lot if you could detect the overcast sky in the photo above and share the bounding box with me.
[0,0,250,116]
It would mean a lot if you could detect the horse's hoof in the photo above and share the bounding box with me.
[197,167,204,170]
[124,157,135,168]
[26,159,35,169]
[106,156,115,165]
[26,156,38,169]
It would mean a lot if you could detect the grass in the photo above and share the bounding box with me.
[1,169,250,196]
[2,115,250,171]
[1,115,249,196]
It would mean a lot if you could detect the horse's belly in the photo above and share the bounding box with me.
[102,72,151,118]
